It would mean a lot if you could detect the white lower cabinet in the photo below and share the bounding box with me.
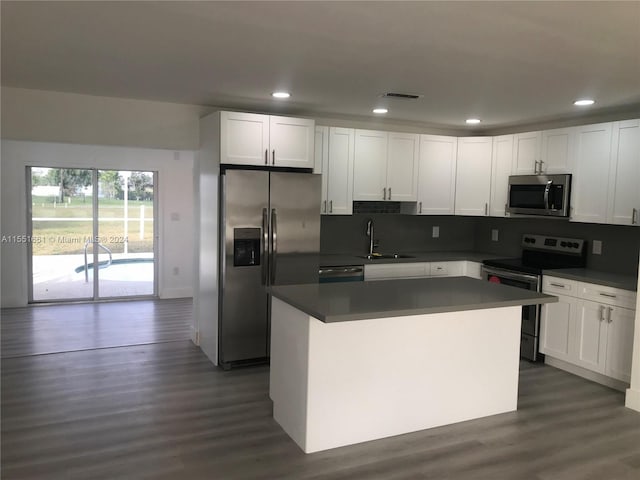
[364,260,470,281]
[540,293,576,363]
[541,275,636,384]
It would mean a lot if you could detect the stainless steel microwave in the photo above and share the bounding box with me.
[507,174,571,217]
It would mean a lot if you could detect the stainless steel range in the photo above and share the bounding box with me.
[482,234,586,361]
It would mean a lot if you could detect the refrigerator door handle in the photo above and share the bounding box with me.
[270,208,278,284]
[262,208,269,285]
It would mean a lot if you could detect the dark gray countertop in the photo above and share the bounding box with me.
[543,268,638,291]
[320,251,503,267]
[270,276,557,323]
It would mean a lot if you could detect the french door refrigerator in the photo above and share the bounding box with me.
[219,167,321,369]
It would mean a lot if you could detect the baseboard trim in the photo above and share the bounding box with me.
[545,356,629,392]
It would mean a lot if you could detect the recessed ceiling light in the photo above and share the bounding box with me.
[466,118,481,124]
[574,99,595,106]
[272,92,291,99]
[373,108,388,114]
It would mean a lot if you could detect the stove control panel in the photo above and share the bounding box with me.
[521,234,585,255]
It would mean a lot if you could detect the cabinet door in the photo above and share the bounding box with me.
[490,135,513,217]
[353,130,388,201]
[541,127,574,174]
[570,123,613,223]
[269,116,315,168]
[604,306,635,382]
[417,135,457,215]
[220,111,270,166]
[607,119,640,226]
[454,137,492,216]
[540,294,576,363]
[326,127,355,215]
[386,133,419,201]
[575,300,608,374]
[512,131,541,174]
[315,126,329,213]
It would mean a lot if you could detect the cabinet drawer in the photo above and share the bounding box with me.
[579,283,636,309]
[364,262,429,281]
[429,261,463,277]
[542,276,579,297]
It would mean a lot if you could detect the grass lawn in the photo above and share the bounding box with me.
[31,196,154,255]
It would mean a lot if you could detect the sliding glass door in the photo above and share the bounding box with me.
[29,167,157,302]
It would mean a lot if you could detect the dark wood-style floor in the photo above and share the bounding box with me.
[2,300,640,479]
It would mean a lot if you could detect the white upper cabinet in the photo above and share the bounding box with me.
[570,122,613,223]
[353,130,388,200]
[220,111,314,168]
[314,126,327,176]
[455,137,493,216]
[512,131,541,174]
[353,130,418,201]
[416,135,457,215]
[220,111,270,166]
[490,134,513,217]
[315,126,329,212]
[607,119,640,226]
[386,132,419,201]
[325,127,355,215]
[540,127,574,174]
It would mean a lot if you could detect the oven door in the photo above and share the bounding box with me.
[481,265,542,360]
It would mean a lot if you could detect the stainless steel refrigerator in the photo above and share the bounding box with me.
[219,168,321,369]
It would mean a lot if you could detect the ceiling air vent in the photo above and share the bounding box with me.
[381,92,423,100]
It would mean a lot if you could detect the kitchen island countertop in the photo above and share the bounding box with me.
[269,276,556,323]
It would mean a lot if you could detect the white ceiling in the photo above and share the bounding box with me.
[2,1,640,131]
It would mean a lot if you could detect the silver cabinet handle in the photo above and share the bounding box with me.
[607,306,613,323]
[383,187,387,200]
[539,160,544,173]
[329,200,333,213]
[484,203,488,215]
[419,202,422,214]
[534,161,539,174]
[272,149,276,165]
[550,283,566,288]
[262,208,269,285]
[322,200,327,213]
[633,208,638,225]
[599,305,605,322]
[270,208,277,284]
[265,149,268,165]
[599,292,616,298]
[388,188,391,200]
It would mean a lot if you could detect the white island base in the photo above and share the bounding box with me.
[269,297,522,454]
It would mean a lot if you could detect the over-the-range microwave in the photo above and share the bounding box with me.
[507,174,571,217]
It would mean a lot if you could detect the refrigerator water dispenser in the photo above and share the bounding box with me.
[233,228,260,266]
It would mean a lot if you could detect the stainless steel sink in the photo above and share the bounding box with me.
[358,253,415,260]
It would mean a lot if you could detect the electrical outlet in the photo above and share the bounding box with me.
[173,267,180,275]
[491,229,499,242]
[171,212,180,221]
[432,226,440,238]
[592,240,602,255]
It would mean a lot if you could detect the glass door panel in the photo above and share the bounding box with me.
[97,170,155,298]
[30,167,95,301]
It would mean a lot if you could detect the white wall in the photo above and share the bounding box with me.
[1,87,208,149]
[0,140,194,307]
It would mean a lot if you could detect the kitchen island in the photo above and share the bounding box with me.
[269,276,557,453]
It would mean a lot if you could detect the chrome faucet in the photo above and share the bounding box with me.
[366,219,377,256]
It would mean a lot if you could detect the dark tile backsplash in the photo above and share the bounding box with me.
[321,214,640,276]
[474,217,640,276]
[320,215,477,255]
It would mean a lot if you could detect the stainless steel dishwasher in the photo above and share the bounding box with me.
[318,265,364,283]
